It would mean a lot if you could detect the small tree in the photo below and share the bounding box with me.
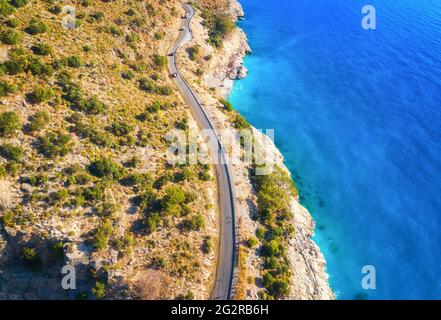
[31,85,54,103]
[67,55,83,68]
[28,111,49,132]
[91,281,106,299]
[88,158,124,180]
[25,18,48,35]
[0,111,21,137]
[0,143,24,161]
[0,28,21,45]
[38,131,72,158]
[31,43,53,56]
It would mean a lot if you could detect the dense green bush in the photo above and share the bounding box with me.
[146,212,160,233]
[88,11,104,22]
[109,121,133,136]
[28,111,49,132]
[67,55,82,68]
[83,183,105,202]
[31,43,53,56]
[0,164,6,178]
[0,143,23,161]
[121,70,134,80]
[0,111,21,137]
[27,56,54,77]
[6,18,19,28]
[220,99,233,112]
[182,214,205,231]
[153,54,167,69]
[233,113,251,130]
[48,4,62,14]
[139,78,172,95]
[93,219,113,251]
[201,11,236,48]
[10,0,28,8]
[25,18,48,35]
[78,96,107,115]
[22,246,38,261]
[91,281,106,298]
[0,80,17,97]
[31,85,54,103]
[187,45,200,61]
[88,158,124,180]
[246,236,259,248]
[0,0,15,16]
[38,131,72,158]
[0,28,21,45]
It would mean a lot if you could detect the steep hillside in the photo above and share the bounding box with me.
[0,0,218,299]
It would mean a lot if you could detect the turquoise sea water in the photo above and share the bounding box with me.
[229,0,441,299]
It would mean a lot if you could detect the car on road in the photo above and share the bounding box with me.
[168,52,174,57]
[170,73,178,78]
[179,27,186,31]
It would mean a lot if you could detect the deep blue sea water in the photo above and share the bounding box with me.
[229,0,441,299]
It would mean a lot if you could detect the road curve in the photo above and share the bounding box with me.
[167,3,237,300]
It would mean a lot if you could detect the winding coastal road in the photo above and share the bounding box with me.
[167,4,237,300]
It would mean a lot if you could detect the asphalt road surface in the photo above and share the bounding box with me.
[167,3,237,300]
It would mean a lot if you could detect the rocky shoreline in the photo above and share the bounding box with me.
[188,0,335,299]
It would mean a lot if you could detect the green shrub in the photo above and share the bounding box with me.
[0,164,5,178]
[10,0,28,8]
[109,121,133,136]
[0,111,21,137]
[202,236,213,254]
[0,0,15,16]
[246,236,259,248]
[0,80,17,97]
[88,11,103,22]
[78,96,107,115]
[0,28,21,45]
[161,186,186,214]
[48,4,62,14]
[51,242,64,260]
[93,219,113,251]
[153,54,167,69]
[95,202,118,217]
[233,113,251,130]
[220,99,233,111]
[27,56,54,77]
[31,85,54,103]
[91,281,106,298]
[0,143,23,161]
[81,0,91,7]
[83,183,105,202]
[67,55,82,68]
[6,18,19,28]
[28,111,49,132]
[139,78,172,95]
[25,18,48,35]
[146,212,160,233]
[38,131,72,158]
[187,45,200,61]
[31,43,53,56]
[22,246,38,261]
[113,233,135,255]
[121,70,134,80]
[182,214,205,231]
[88,158,124,180]
[106,25,123,36]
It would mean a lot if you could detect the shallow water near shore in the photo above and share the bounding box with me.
[229,0,441,299]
